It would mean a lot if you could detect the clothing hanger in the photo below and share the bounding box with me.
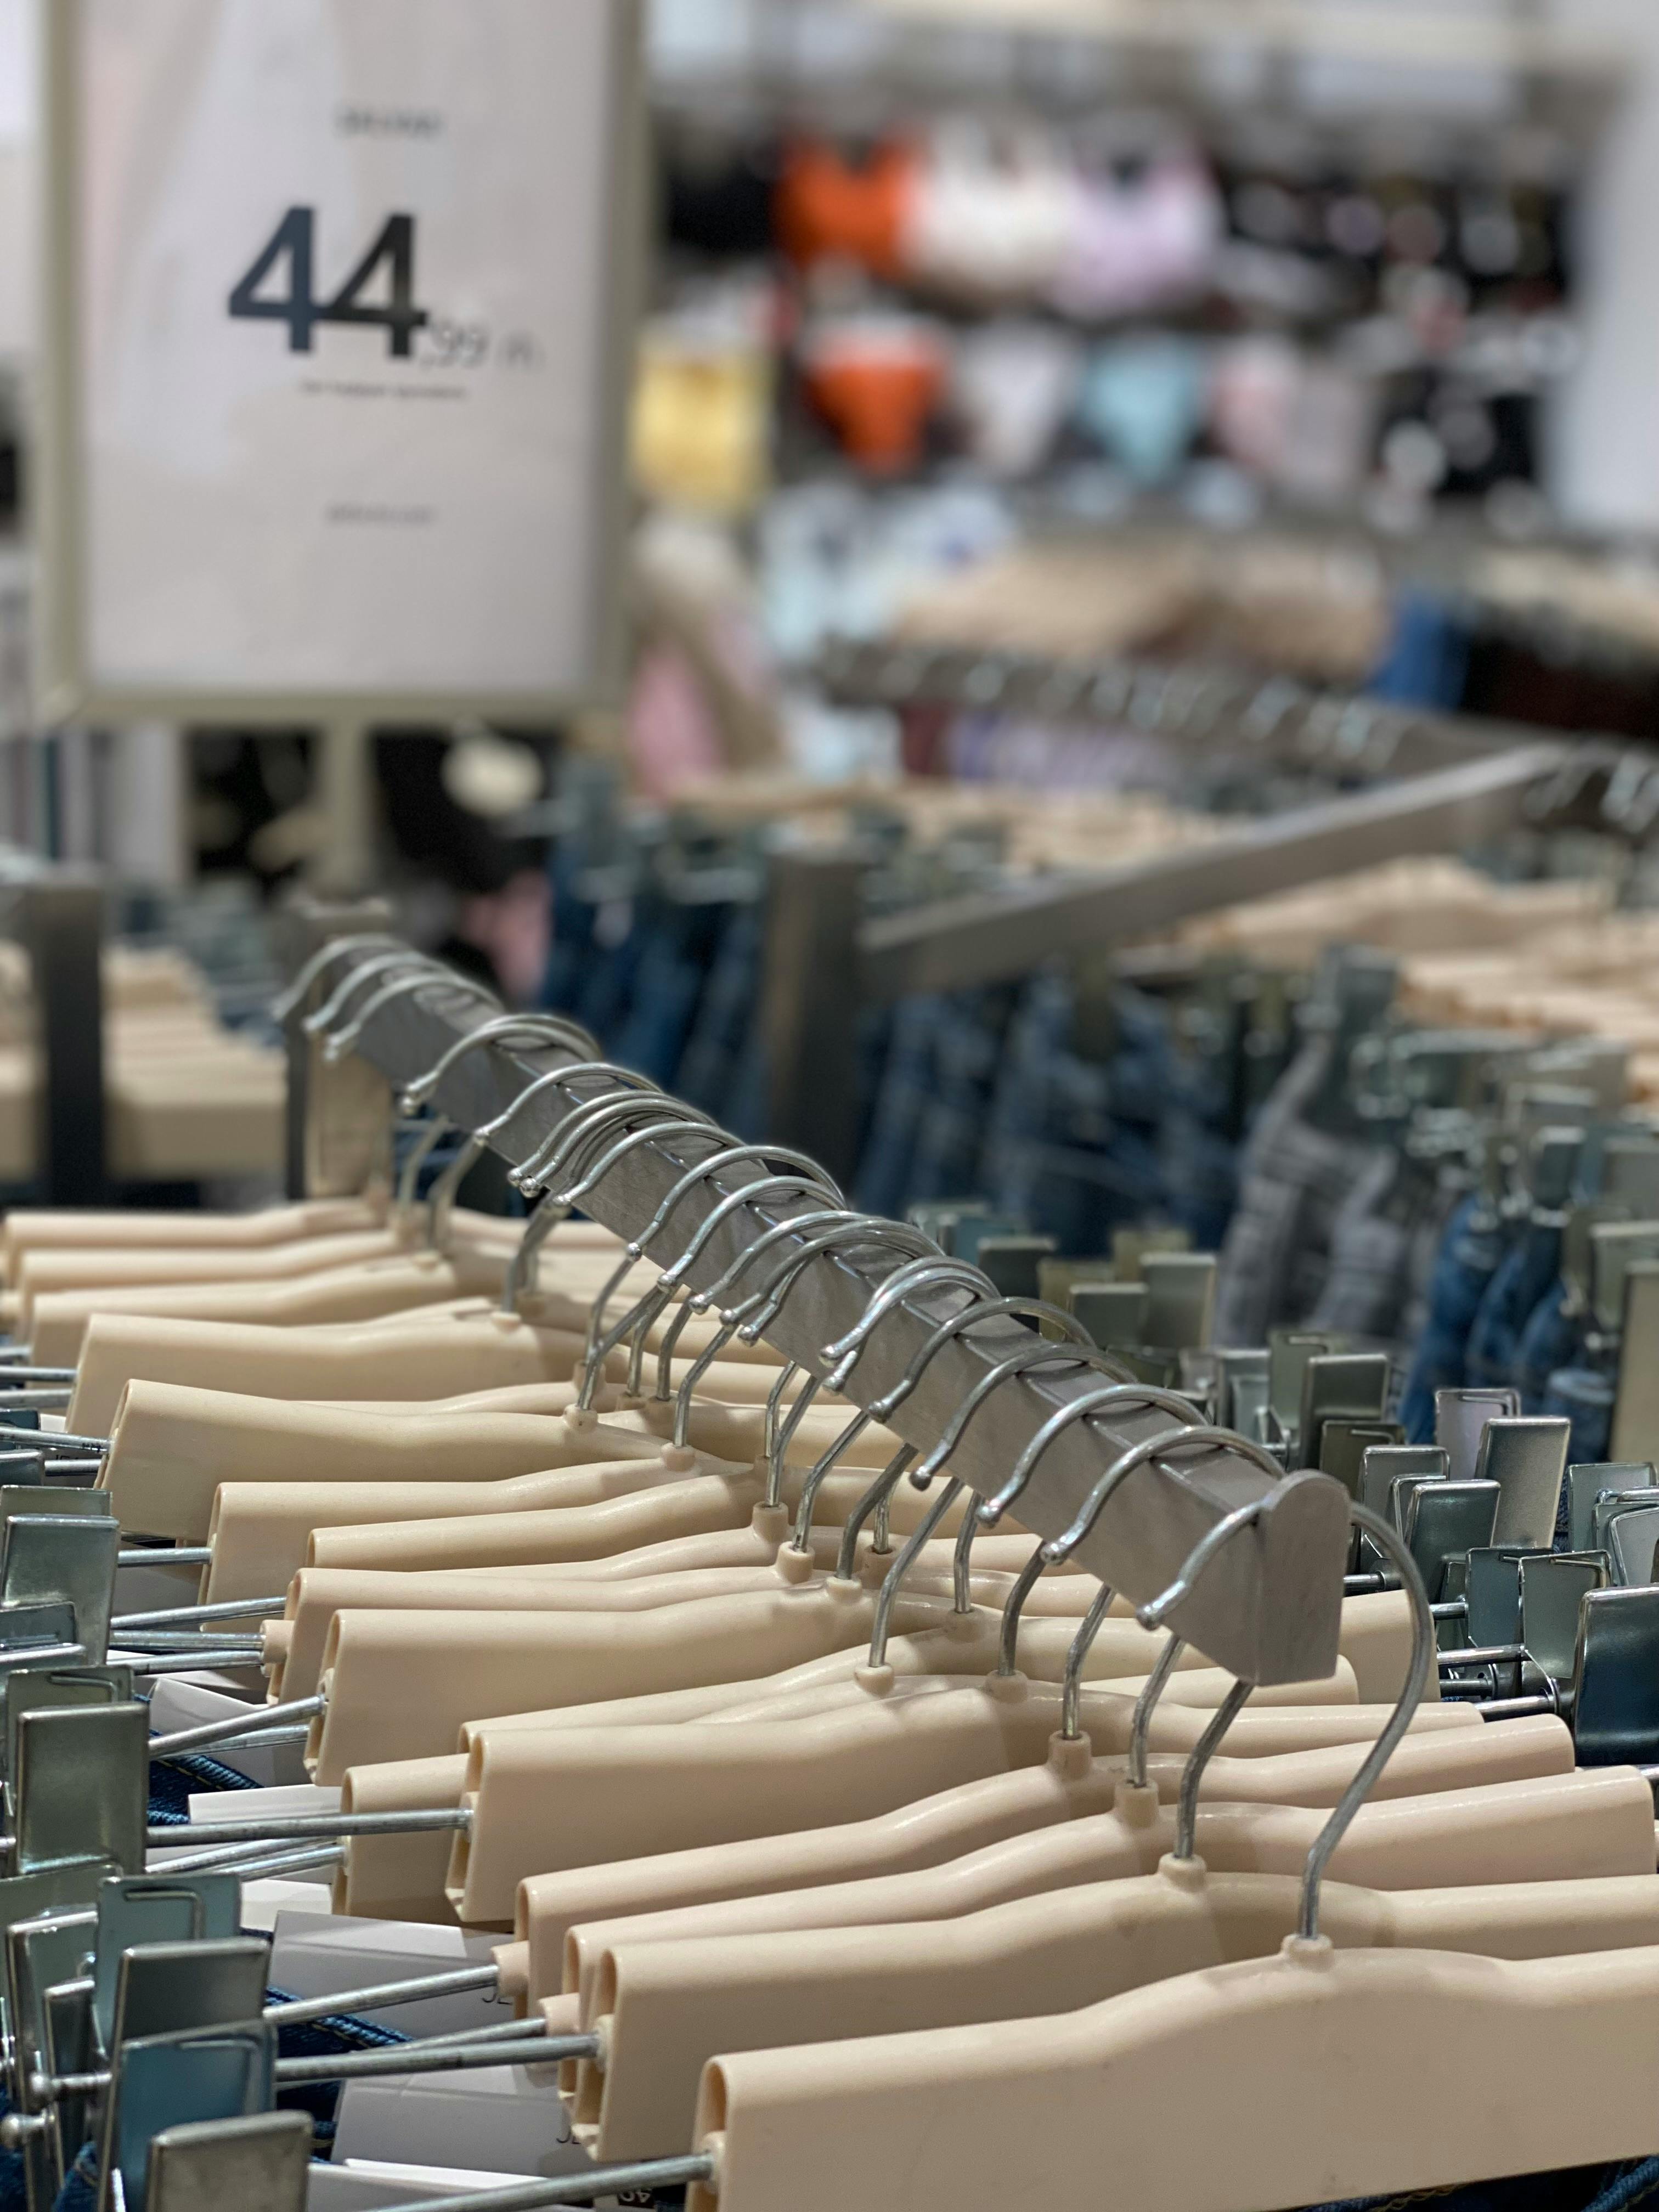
[42,1035,665,1371]
[267,1547,1107,1706]
[432,1465,1588,1925]
[676,1508,1659,2212]
[560,1511,1598,2155]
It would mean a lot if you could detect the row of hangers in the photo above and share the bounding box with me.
[0,936,1655,2209]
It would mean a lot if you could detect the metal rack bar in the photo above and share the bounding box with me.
[302,945,1349,1686]
[15,869,106,1205]
[857,741,1566,1000]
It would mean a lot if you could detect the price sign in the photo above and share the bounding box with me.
[38,0,641,718]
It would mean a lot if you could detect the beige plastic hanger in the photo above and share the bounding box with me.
[266,1534,1068,1700]
[541,1711,1572,2012]
[101,1386,670,1540]
[679,1509,1659,2212]
[202,1449,940,1604]
[298,1421,1238,1784]
[565,1534,1592,2154]
[66,1068,826,1424]
[6,1223,409,1314]
[588,1859,1659,2162]
[439,1664,1513,1927]
[0,1195,388,1278]
[415,1416,1323,1909]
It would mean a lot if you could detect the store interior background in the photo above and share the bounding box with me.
[4,0,1659,1262]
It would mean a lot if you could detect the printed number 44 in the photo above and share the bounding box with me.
[228,206,428,357]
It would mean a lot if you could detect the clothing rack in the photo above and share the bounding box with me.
[290,937,1350,1688]
[765,636,1610,1173]
[4,862,105,1205]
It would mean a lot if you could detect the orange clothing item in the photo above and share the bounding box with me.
[803,326,946,475]
[776,139,917,279]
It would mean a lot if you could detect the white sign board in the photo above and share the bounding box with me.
[39,0,640,720]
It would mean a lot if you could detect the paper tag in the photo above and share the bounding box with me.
[146,1676,308,1788]
[332,2064,599,2189]
[269,1910,506,2040]
[308,2157,535,2209]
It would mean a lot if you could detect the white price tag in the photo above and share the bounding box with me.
[41,0,640,714]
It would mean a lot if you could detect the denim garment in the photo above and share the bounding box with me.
[50,2143,96,2212]
[1465,1215,1564,1390]
[1212,1040,1386,1348]
[1541,1367,1616,1508]
[1514,1283,1582,1416]
[907,988,1017,1206]
[1308,1149,1415,1343]
[855,995,952,1220]
[675,904,763,1121]
[1304,2160,1653,2212]
[611,896,725,1089]
[1398,1194,1506,1443]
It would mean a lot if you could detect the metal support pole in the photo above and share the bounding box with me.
[274,889,394,1200]
[18,871,106,1204]
[761,844,868,1190]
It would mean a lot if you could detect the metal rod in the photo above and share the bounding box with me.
[1437,1643,1527,1669]
[856,744,1566,1001]
[0,1391,71,1410]
[364,2154,714,2212]
[263,1963,500,2027]
[125,1649,266,1676]
[0,1429,110,1457]
[145,1807,469,1850]
[148,1695,324,1759]
[113,1596,284,1630]
[0,1368,78,1384]
[329,951,1351,1685]
[117,1547,212,1569]
[145,1839,345,1879]
[270,2032,588,2087]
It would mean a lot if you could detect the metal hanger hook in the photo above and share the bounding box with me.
[514,1088,693,1203]
[866,1295,1095,1426]
[646,1185,848,1403]
[994,1413,1277,1674]
[1297,1503,1431,1943]
[272,933,400,1025]
[398,1012,600,1114]
[507,1068,670,1192]
[731,1218,939,1346]
[1171,1678,1255,1861]
[1126,1634,1187,1788]
[834,1442,918,1580]
[546,1115,719,1215]
[305,950,444,1041]
[324,962,481,1063]
[913,1342,1137,1494]
[977,1383,1201,1525]
[819,1254,992,1384]
[867,1476,963,1668]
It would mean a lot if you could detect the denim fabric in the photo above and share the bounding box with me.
[50,2143,96,2212]
[1587,2159,1659,2211]
[1541,1365,1616,1499]
[1212,1039,1389,1348]
[1514,1283,1582,1415]
[1465,1214,1563,1389]
[855,995,952,1220]
[675,905,764,1125]
[148,1752,262,1824]
[1303,2162,1650,2212]
[0,2095,22,2212]
[1398,1194,1506,1443]
[1308,1149,1415,1342]
[268,1982,409,2143]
